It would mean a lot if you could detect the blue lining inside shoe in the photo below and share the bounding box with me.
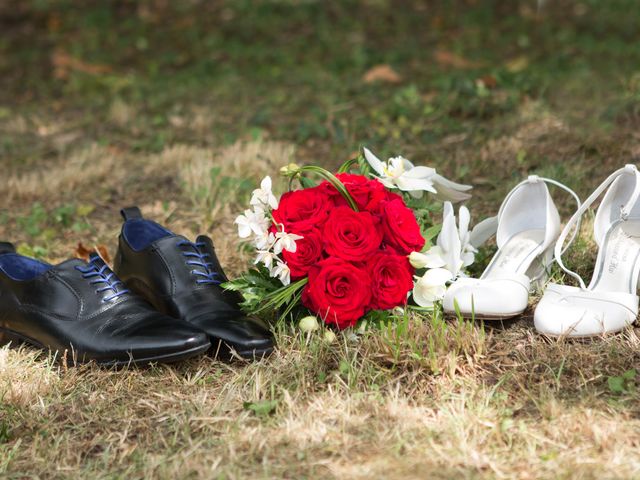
[123,219,174,251]
[0,253,52,281]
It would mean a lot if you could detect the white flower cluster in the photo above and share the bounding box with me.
[234,176,302,286]
[409,202,478,307]
[363,148,472,202]
[361,147,479,308]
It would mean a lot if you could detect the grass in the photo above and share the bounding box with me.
[1,0,640,478]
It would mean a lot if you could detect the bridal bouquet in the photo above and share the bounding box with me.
[226,148,475,330]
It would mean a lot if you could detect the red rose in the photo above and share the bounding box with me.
[272,187,332,233]
[367,252,414,310]
[382,190,404,203]
[322,206,383,262]
[366,189,405,216]
[379,198,425,255]
[282,228,324,280]
[302,258,372,329]
[320,173,387,213]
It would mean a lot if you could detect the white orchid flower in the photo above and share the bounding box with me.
[456,204,477,268]
[412,268,453,307]
[271,260,291,286]
[255,250,278,270]
[250,176,279,210]
[363,147,472,202]
[409,249,446,269]
[410,202,476,278]
[235,207,269,238]
[431,175,474,203]
[273,229,304,255]
[254,231,276,251]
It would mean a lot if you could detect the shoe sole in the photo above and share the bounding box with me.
[236,345,274,359]
[536,325,630,339]
[444,310,524,321]
[0,327,211,367]
[210,339,275,360]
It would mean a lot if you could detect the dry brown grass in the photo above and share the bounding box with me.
[2,322,640,479]
[2,136,640,479]
[1,144,121,201]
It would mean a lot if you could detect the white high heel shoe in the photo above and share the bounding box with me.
[535,164,640,337]
[443,175,580,320]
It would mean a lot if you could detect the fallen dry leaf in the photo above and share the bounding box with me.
[47,13,61,33]
[477,74,498,89]
[362,64,403,84]
[74,243,112,264]
[95,245,112,264]
[434,49,484,69]
[506,56,529,73]
[74,242,93,261]
[52,50,112,79]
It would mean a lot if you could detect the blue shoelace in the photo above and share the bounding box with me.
[178,240,222,285]
[75,255,130,302]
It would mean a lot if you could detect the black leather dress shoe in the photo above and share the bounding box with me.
[0,242,211,366]
[113,207,274,360]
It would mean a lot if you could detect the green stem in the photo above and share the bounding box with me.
[337,157,358,173]
[296,165,358,211]
[254,277,309,314]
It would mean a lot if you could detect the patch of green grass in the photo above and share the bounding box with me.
[3,0,640,171]
[16,202,47,237]
[608,369,637,394]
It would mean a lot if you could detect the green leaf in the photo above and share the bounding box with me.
[0,420,10,444]
[222,267,307,320]
[337,157,359,173]
[76,204,95,217]
[243,400,277,417]
[622,369,637,380]
[608,376,625,394]
[356,151,372,176]
[422,224,442,243]
[298,176,317,189]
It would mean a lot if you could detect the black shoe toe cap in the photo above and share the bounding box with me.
[190,313,275,355]
[97,316,211,365]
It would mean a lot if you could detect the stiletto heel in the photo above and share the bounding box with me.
[443,175,580,320]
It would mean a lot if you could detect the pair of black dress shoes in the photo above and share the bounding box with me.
[0,207,274,366]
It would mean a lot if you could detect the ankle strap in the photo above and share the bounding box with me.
[470,175,581,254]
[555,164,640,290]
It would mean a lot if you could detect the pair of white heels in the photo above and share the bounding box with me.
[443,164,640,337]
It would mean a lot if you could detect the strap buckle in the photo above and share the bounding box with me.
[621,205,630,221]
